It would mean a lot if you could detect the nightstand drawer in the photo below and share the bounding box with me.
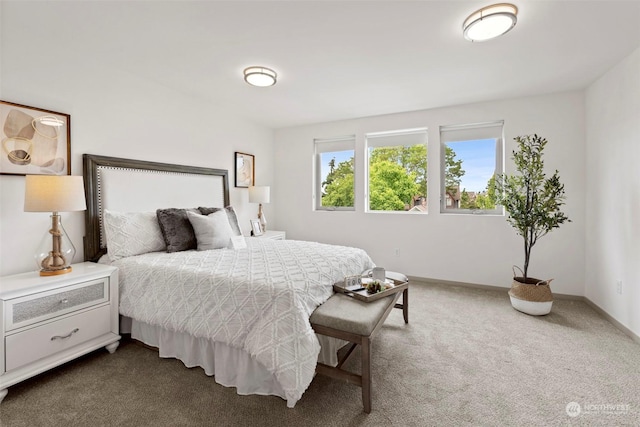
[5,278,108,331]
[5,304,111,372]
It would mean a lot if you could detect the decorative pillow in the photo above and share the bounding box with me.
[156,208,198,252]
[198,206,242,236]
[103,210,166,261]
[229,235,247,250]
[187,210,234,250]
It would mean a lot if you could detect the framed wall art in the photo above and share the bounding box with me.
[235,151,254,188]
[1,100,71,176]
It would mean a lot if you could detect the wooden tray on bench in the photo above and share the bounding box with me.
[333,277,408,303]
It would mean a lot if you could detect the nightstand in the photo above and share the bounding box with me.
[0,262,120,403]
[254,230,286,240]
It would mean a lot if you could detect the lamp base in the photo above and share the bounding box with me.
[35,214,77,277]
[40,266,73,276]
[258,204,267,232]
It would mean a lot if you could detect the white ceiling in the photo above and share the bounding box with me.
[5,1,640,129]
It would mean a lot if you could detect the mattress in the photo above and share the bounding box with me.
[107,238,374,407]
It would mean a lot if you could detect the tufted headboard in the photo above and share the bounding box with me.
[83,154,229,262]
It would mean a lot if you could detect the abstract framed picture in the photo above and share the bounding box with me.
[235,151,254,188]
[1,100,71,176]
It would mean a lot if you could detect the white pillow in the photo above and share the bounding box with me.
[187,210,234,250]
[229,235,247,250]
[103,210,166,261]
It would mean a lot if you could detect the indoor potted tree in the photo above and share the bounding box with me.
[494,134,570,315]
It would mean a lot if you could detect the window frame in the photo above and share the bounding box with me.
[313,135,356,211]
[364,127,428,214]
[439,121,504,215]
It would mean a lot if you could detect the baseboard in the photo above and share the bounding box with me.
[407,275,640,344]
[582,298,640,345]
[407,275,582,300]
[408,275,509,293]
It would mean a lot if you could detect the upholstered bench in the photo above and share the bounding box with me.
[310,273,409,413]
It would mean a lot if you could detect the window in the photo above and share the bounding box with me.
[314,136,355,210]
[439,121,504,214]
[365,128,427,213]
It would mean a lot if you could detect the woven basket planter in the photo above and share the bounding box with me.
[508,267,554,316]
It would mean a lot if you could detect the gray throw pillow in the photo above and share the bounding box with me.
[156,208,198,252]
[198,206,242,236]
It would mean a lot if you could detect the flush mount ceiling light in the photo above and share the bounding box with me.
[463,3,518,42]
[243,66,277,87]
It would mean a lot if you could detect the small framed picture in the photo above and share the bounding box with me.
[235,151,255,188]
[250,218,262,236]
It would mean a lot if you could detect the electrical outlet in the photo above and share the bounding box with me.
[393,248,400,256]
[616,280,623,295]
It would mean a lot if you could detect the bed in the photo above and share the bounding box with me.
[82,154,374,408]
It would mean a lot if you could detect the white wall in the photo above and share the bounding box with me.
[274,92,586,295]
[585,47,640,336]
[0,4,274,276]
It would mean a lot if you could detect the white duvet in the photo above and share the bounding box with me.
[110,238,374,407]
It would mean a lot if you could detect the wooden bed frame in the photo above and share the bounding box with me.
[81,153,399,412]
[82,154,229,262]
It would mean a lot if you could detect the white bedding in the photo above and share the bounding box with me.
[109,238,374,407]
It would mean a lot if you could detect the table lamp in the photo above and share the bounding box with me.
[248,186,270,232]
[24,175,87,276]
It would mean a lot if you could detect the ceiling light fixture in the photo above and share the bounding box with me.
[463,3,518,42]
[243,66,277,87]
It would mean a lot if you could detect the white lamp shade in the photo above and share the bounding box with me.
[248,186,270,204]
[24,175,87,212]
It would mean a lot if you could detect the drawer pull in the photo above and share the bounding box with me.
[51,328,79,341]
[61,298,69,304]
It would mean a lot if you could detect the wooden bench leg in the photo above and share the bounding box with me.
[361,336,371,414]
[403,288,409,324]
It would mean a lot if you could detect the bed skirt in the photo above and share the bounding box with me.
[121,317,345,408]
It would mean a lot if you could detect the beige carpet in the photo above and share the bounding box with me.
[1,282,639,426]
